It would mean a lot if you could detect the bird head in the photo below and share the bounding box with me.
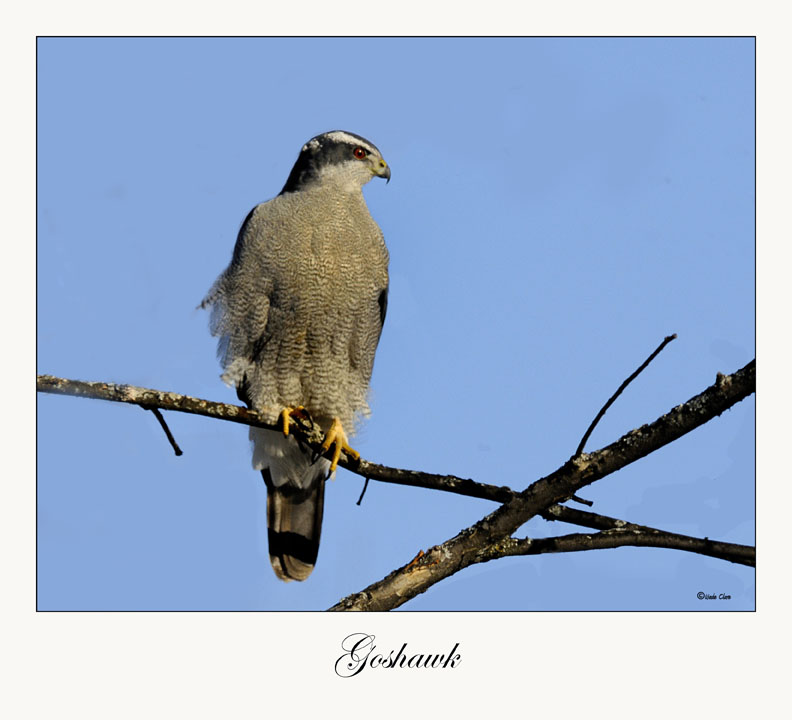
[280,130,390,194]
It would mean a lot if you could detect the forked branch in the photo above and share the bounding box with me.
[329,359,755,610]
[37,357,755,610]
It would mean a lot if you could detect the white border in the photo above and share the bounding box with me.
[9,1,790,716]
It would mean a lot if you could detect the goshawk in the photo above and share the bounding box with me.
[202,130,390,581]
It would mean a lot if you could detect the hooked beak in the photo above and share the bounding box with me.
[376,159,391,183]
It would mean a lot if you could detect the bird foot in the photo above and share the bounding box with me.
[321,417,360,474]
[279,406,308,437]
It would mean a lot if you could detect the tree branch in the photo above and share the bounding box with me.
[328,360,755,610]
[37,374,284,432]
[37,360,756,610]
[36,374,722,540]
[479,527,754,567]
[36,373,518,501]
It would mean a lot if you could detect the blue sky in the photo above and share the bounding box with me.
[37,37,755,611]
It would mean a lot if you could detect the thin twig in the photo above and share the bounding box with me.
[574,333,677,457]
[356,477,371,506]
[570,494,594,506]
[147,407,183,456]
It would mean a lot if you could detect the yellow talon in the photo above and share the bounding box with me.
[279,406,306,437]
[320,417,360,474]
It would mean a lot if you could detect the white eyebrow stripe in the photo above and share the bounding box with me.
[325,131,372,147]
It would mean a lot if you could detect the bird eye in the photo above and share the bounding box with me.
[353,147,368,159]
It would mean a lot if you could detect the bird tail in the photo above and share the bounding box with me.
[263,467,326,581]
[253,429,329,582]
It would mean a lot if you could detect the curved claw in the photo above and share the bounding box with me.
[320,417,360,474]
[279,406,307,437]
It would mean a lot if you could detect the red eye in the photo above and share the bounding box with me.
[353,147,367,159]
